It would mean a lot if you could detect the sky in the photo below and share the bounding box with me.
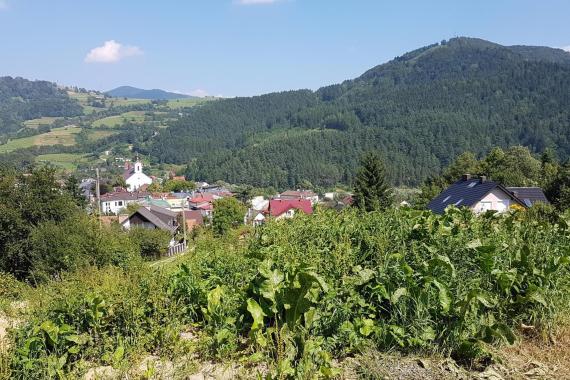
[0,0,569,97]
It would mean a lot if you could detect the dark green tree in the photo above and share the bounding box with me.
[353,152,393,211]
[212,197,246,236]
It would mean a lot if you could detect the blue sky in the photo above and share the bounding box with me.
[0,0,569,97]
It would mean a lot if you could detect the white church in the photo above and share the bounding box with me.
[124,160,153,192]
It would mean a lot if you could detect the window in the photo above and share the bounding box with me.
[118,201,123,206]
[442,196,451,203]
[480,201,492,212]
[467,182,477,188]
[454,198,464,206]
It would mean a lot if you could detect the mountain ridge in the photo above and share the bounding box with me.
[105,86,195,100]
[144,37,570,188]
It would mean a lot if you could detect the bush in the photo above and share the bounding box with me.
[27,215,140,283]
[128,227,172,259]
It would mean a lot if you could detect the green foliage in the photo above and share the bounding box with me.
[128,227,171,259]
[9,266,184,378]
[212,197,246,236]
[163,179,195,192]
[353,152,393,211]
[4,193,570,377]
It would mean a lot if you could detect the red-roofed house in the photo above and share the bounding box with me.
[269,199,313,219]
[188,193,216,208]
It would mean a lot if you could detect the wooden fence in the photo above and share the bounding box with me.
[167,241,187,257]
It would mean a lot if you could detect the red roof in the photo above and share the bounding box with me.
[269,199,313,217]
[196,203,213,211]
[189,193,215,203]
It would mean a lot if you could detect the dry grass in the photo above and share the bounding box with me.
[496,326,570,379]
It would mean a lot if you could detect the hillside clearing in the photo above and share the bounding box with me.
[91,111,146,128]
[0,126,81,153]
[23,117,63,128]
[35,153,89,171]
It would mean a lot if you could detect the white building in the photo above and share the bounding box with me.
[124,160,152,192]
[100,192,142,215]
[427,175,534,214]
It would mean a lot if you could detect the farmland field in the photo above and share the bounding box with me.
[91,111,147,128]
[0,126,81,153]
[165,97,209,109]
[35,153,89,171]
[86,129,118,141]
[23,117,63,128]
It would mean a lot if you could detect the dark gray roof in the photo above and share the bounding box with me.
[125,207,177,233]
[427,178,526,214]
[506,187,550,207]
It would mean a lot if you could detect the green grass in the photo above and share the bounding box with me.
[0,126,81,153]
[165,98,209,109]
[108,98,151,107]
[92,111,147,128]
[87,129,118,141]
[23,117,62,128]
[35,153,88,171]
[68,91,151,114]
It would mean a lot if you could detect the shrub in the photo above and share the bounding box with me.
[128,227,171,259]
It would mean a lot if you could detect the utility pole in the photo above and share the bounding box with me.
[181,196,188,246]
[95,168,102,227]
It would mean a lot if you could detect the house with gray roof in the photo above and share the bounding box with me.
[121,205,178,234]
[427,175,533,214]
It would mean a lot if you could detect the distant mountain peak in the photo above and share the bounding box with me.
[105,86,195,100]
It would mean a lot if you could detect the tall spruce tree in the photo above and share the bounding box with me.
[353,152,393,211]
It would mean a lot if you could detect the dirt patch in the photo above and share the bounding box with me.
[494,327,570,379]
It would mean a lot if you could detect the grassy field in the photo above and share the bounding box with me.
[23,117,62,128]
[108,98,151,107]
[0,126,81,153]
[165,98,209,109]
[91,111,147,128]
[87,129,118,141]
[35,153,88,171]
[68,91,151,114]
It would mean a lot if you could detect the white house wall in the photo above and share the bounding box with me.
[126,172,152,191]
[472,188,512,213]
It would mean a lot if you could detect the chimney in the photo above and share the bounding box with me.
[480,175,487,183]
[462,174,471,181]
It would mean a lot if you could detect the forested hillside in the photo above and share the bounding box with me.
[145,37,570,188]
[0,77,83,134]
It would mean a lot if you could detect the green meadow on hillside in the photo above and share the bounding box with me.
[0,126,81,153]
[23,117,63,128]
[35,153,91,171]
[91,111,147,128]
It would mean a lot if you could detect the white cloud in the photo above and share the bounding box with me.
[561,46,570,53]
[236,0,280,5]
[189,89,209,97]
[85,40,143,63]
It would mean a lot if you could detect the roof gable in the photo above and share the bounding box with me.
[428,178,526,214]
